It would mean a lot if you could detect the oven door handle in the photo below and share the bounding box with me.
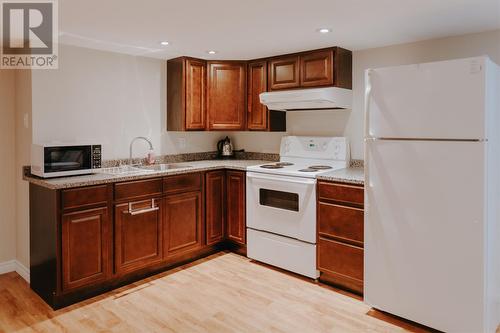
[247,172,317,185]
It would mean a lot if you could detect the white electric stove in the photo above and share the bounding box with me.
[246,136,350,279]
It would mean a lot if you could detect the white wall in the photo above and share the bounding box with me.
[32,45,240,160]
[0,70,17,266]
[34,30,499,161]
[15,70,32,271]
[9,29,500,274]
[345,29,500,159]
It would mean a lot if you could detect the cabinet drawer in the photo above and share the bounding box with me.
[114,178,163,201]
[318,237,363,282]
[318,182,364,206]
[318,202,363,246]
[62,185,109,210]
[164,173,202,194]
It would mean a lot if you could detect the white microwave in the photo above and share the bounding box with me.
[31,143,102,178]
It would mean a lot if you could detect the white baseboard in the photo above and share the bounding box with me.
[15,261,30,283]
[0,260,16,275]
[0,259,30,283]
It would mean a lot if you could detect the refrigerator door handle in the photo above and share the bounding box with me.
[364,69,373,140]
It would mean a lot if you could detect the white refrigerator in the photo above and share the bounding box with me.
[364,57,500,333]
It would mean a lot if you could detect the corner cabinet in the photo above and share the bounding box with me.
[207,61,247,130]
[247,61,286,131]
[226,171,246,245]
[317,181,364,294]
[205,170,226,245]
[167,57,206,131]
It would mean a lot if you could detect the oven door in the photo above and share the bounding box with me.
[246,171,317,243]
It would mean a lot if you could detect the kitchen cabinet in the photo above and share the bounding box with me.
[268,55,300,90]
[29,169,245,308]
[247,61,286,131]
[167,57,207,131]
[268,47,352,91]
[61,207,110,292]
[300,49,334,87]
[205,170,225,245]
[164,191,203,257]
[317,181,364,294]
[114,198,163,275]
[207,61,247,130]
[226,170,246,245]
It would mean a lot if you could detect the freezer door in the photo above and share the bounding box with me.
[366,57,486,140]
[365,140,486,332]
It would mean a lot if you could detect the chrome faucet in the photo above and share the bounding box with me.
[129,136,154,165]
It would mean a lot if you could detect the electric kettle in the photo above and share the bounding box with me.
[217,136,234,158]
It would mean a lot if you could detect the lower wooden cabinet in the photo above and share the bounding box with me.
[205,171,225,245]
[164,191,203,257]
[61,207,110,292]
[317,181,364,294]
[226,171,246,245]
[114,198,163,275]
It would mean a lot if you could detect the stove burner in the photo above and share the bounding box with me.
[298,168,319,172]
[260,164,284,169]
[275,162,294,167]
[308,165,333,170]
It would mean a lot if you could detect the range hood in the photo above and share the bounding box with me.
[259,87,352,111]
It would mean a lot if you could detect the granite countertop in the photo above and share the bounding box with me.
[24,160,270,190]
[316,167,365,185]
[24,160,365,190]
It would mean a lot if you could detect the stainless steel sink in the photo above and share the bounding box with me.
[98,165,153,176]
[135,164,193,171]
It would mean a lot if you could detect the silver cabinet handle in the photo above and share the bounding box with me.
[127,199,159,216]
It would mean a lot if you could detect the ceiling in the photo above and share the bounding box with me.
[59,0,500,59]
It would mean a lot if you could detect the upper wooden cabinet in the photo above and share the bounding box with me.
[300,49,333,87]
[247,61,268,130]
[167,57,207,131]
[268,47,352,91]
[268,56,300,90]
[166,46,351,131]
[247,61,286,132]
[207,61,247,130]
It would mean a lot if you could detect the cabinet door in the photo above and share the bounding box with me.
[268,56,300,90]
[226,171,246,245]
[61,207,110,292]
[205,171,225,245]
[299,49,334,87]
[185,58,206,130]
[207,62,246,130]
[115,198,163,275]
[164,191,203,257]
[247,61,268,130]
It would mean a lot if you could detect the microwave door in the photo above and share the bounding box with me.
[44,146,91,174]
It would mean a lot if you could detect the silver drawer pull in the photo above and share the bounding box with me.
[128,199,159,216]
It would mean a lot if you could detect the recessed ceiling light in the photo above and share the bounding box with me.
[317,28,331,34]
[160,41,169,46]
[206,50,217,55]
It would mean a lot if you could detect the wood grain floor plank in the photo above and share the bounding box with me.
[0,253,427,333]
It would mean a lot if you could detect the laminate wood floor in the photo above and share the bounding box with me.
[0,252,429,333]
